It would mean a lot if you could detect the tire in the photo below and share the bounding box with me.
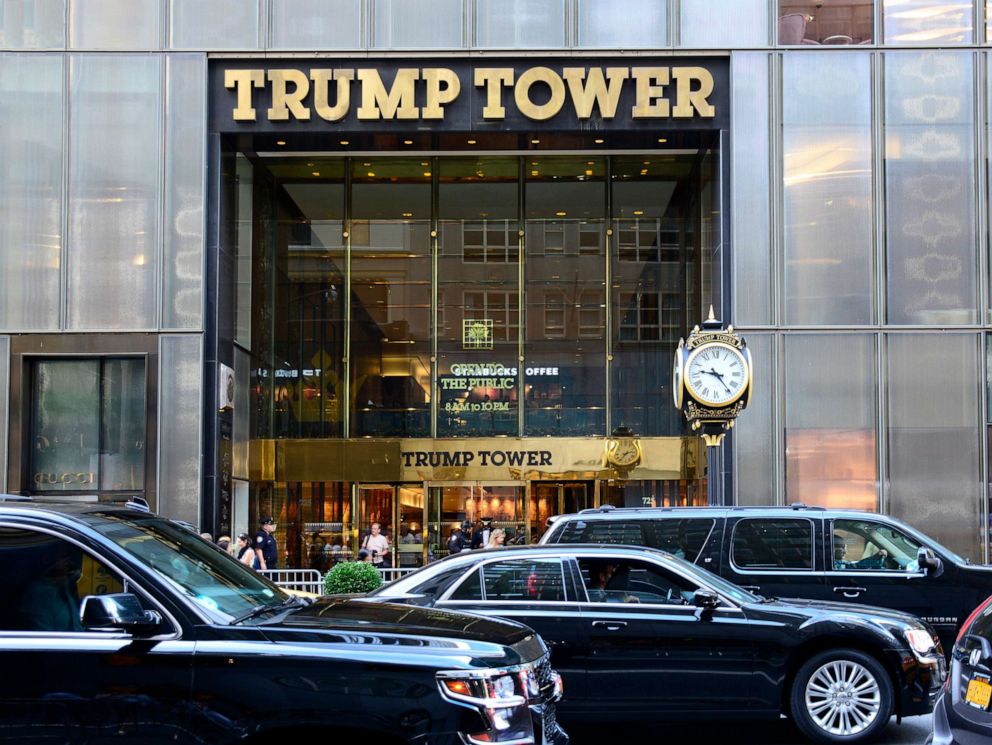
[788,648,894,744]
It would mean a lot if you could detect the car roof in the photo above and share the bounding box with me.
[554,503,888,522]
[0,493,160,526]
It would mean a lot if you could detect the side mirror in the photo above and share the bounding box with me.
[917,547,944,577]
[694,589,721,610]
[80,593,161,634]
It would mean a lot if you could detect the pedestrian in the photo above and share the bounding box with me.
[254,516,278,571]
[200,531,213,543]
[236,533,256,567]
[362,522,391,570]
[447,527,465,555]
[216,535,232,555]
[357,548,372,563]
[471,517,493,550]
[486,528,506,549]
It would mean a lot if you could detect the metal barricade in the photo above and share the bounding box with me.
[257,568,323,595]
[378,567,418,583]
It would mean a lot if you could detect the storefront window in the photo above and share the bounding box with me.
[30,358,146,493]
[777,1,873,45]
[351,159,431,437]
[438,157,519,437]
[525,157,606,436]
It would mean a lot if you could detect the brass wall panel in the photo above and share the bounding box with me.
[250,437,701,483]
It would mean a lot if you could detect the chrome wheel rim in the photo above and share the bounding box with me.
[804,660,881,736]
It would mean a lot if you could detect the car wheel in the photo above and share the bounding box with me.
[789,648,893,744]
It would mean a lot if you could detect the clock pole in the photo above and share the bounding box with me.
[672,307,753,507]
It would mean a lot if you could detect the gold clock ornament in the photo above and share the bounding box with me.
[606,427,642,469]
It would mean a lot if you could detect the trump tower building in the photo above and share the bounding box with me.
[1,0,991,568]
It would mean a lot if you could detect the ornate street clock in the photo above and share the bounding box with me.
[673,308,752,445]
[605,425,642,471]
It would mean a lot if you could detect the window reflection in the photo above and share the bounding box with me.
[778,0,873,45]
[884,0,971,45]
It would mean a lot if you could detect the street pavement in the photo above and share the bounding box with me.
[569,714,932,744]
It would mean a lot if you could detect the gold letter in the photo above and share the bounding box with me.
[562,67,629,119]
[224,69,264,121]
[356,69,420,120]
[422,68,461,120]
[474,68,514,119]
[514,66,566,121]
[267,69,311,121]
[631,67,670,118]
[311,68,354,122]
[672,67,715,118]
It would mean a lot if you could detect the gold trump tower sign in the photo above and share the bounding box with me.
[211,59,729,132]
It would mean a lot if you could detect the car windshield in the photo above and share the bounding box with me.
[89,512,290,623]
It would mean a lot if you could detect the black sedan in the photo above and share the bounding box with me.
[931,594,992,744]
[370,544,945,744]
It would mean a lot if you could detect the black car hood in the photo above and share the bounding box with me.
[272,596,536,646]
[760,596,925,627]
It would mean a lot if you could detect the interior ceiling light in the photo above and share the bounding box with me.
[467,138,477,145]
[403,139,413,145]
[657,137,667,143]
[340,139,350,145]
[363,162,371,167]
[423,171,431,177]
[633,210,644,216]
[312,171,320,177]
[585,169,593,176]
[276,140,286,146]
[531,138,540,144]
[556,211,567,217]
[367,171,375,177]
[402,212,413,217]
[594,138,604,144]
[643,161,651,165]
[530,170,539,176]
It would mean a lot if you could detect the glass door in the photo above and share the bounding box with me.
[530,482,593,540]
[357,483,427,568]
[428,482,524,558]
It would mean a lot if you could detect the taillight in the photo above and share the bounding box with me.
[956,595,992,644]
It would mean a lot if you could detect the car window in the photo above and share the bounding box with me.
[651,519,715,562]
[0,527,125,632]
[969,601,992,639]
[552,518,715,563]
[832,519,922,572]
[731,518,813,570]
[451,559,567,602]
[577,557,700,605]
[555,520,646,547]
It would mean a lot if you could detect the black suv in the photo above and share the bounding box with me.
[0,496,566,744]
[542,504,992,653]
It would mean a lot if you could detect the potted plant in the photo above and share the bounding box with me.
[324,560,383,595]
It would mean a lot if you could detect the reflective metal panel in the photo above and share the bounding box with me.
[734,333,775,505]
[233,346,250,481]
[682,0,768,47]
[577,0,666,48]
[887,333,982,561]
[69,0,162,49]
[373,0,463,48]
[67,54,162,330]
[270,0,362,49]
[476,0,565,48]
[0,0,66,48]
[158,335,201,524]
[884,51,977,325]
[163,54,204,330]
[170,0,259,49]
[0,53,62,330]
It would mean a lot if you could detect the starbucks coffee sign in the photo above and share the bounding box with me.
[210,58,729,132]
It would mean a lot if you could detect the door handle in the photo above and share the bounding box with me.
[833,586,867,598]
[740,585,761,593]
[591,620,628,631]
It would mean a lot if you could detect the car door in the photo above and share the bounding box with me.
[435,556,588,704]
[575,553,755,716]
[0,524,194,743]
[826,517,960,645]
[722,516,826,600]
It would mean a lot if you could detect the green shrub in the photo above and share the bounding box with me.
[324,561,383,595]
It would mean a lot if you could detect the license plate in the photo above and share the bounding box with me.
[966,675,992,710]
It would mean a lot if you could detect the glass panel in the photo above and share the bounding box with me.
[170,0,259,49]
[734,333,775,505]
[0,0,65,47]
[301,481,354,570]
[885,51,977,325]
[732,53,771,326]
[475,0,566,47]
[785,334,877,510]
[233,346,249,481]
[31,360,100,492]
[358,485,394,567]
[683,0,768,47]
[887,333,981,562]
[373,0,462,48]
[397,485,425,568]
[611,154,702,436]
[578,0,667,47]
[158,335,201,524]
[777,1,873,45]
[163,54,204,330]
[783,52,873,325]
[234,154,252,348]
[68,54,162,330]
[482,558,565,601]
[0,336,7,491]
[69,0,161,49]
[352,159,431,437]
[98,358,145,490]
[0,53,62,330]
[271,0,362,49]
[884,0,972,44]
[731,518,813,569]
[525,156,606,436]
[438,157,519,437]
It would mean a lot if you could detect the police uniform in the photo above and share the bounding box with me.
[255,529,278,569]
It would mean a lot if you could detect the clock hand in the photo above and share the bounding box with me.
[705,369,732,394]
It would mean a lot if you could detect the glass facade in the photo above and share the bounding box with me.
[2,0,992,565]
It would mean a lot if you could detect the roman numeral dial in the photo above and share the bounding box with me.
[684,342,749,407]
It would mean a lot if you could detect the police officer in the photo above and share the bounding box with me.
[254,516,278,570]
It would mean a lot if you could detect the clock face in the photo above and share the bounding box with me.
[685,343,748,406]
[608,439,640,467]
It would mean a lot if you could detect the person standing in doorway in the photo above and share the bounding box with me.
[471,517,493,550]
[363,522,391,570]
[254,517,278,571]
